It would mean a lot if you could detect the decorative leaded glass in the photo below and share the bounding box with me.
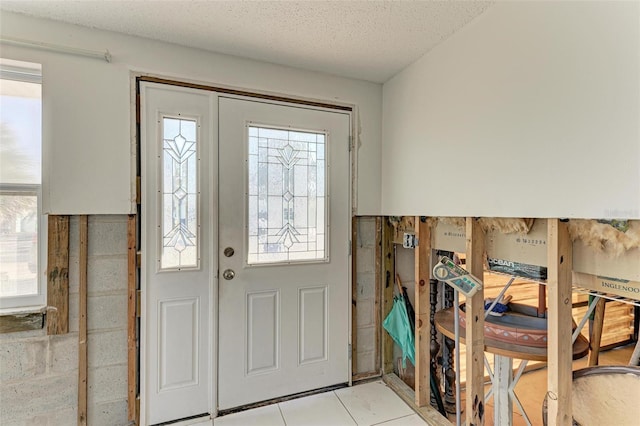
[160,117,199,270]
[247,126,327,265]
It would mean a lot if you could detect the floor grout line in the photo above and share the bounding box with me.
[333,390,359,425]
[369,413,417,426]
[277,403,288,426]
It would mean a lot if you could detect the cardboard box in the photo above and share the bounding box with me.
[431,221,465,253]
[573,271,640,301]
[485,219,548,280]
[430,218,639,291]
[572,243,640,283]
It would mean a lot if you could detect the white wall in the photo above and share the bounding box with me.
[382,1,640,219]
[0,12,382,215]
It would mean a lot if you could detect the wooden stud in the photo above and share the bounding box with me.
[547,219,573,426]
[47,215,70,335]
[414,217,431,407]
[383,374,451,426]
[493,355,513,426]
[0,309,45,333]
[382,218,396,374]
[587,297,606,366]
[127,215,138,422]
[352,371,381,382]
[375,217,383,374]
[465,217,485,426]
[78,216,88,425]
[537,284,547,317]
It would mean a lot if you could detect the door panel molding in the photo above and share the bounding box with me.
[159,297,199,391]
[246,290,280,375]
[299,286,328,365]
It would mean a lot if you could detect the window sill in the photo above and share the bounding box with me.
[0,305,46,334]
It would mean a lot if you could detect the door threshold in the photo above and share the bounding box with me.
[152,413,210,426]
[217,382,349,417]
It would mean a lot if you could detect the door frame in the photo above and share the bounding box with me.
[134,74,356,425]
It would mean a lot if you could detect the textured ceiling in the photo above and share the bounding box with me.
[0,1,493,83]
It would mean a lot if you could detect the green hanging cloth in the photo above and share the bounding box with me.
[383,295,415,368]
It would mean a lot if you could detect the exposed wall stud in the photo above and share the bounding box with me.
[375,217,383,374]
[588,298,606,366]
[127,215,138,422]
[547,219,573,426]
[414,217,431,406]
[47,215,70,335]
[78,215,88,425]
[382,218,395,374]
[465,217,485,426]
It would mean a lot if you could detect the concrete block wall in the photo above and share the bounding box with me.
[0,215,130,426]
[354,217,378,375]
[2,214,382,420]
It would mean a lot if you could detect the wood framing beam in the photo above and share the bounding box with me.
[383,374,451,426]
[465,217,485,426]
[382,218,396,374]
[375,217,383,374]
[588,298,606,366]
[127,215,138,422]
[547,219,573,426]
[78,216,88,425]
[414,217,431,407]
[0,308,45,333]
[47,215,70,335]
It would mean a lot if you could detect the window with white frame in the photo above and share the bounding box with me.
[0,59,45,309]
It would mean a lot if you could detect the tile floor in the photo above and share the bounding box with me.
[178,381,426,426]
[172,344,636,426]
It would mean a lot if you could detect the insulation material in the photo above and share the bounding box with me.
[389,216,415,244]
[433,217,535,234]
[436,217,466,228]
[478,218,535,235]
[568,220,640,257]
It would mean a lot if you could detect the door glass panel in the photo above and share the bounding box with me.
[247,126,327,265]
[160,117,199,270]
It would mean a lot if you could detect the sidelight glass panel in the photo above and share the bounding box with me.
[160,117,199,270]
[247,126,328,265]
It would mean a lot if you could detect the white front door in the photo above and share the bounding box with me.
[217,97,351,410]
[141,83,215,424]
[142,84,351,422]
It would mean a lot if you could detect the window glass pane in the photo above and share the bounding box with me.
[1,60,42,306]
[160,117,199,270]
[0,78,42,184]
[247,126,328,265]
[0,193,38,297]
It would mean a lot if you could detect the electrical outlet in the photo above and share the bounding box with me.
[403,233,418,249]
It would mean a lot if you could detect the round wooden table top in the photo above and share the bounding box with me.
[434,307,590,362]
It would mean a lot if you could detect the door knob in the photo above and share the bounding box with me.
[222,269,235,280]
